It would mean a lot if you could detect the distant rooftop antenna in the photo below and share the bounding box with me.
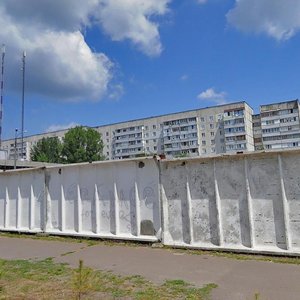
[0,44,5,148]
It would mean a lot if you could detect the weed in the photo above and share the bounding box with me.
[254,292,260,300]
[71,259,97,300]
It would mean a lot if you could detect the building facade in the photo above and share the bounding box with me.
[258,100,300,150]
[4,99,300,162]
[93,101,253,160]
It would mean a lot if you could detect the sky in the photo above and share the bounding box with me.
[1,0,300,140]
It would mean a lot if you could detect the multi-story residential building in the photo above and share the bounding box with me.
[2,129,67,161]
[97,101,252,159]
[252,114,263,151]
[259,100,300,150]
[223,104,254,153]
[0,101,256,161]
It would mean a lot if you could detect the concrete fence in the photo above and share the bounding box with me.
[160,152,300,255]
[0,159,161,242]
[1,150,300,255]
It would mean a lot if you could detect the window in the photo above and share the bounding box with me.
[106,132,109,136]
[202,141,206,146]
[200,117,205,122]
[201,124,205,130]
[153,125,156,129]
[154,146,157,151]
[145,126,148,130]
[210,132,214,137]
[210,124,214,129]
[209,116,214,122]
[202,133,205,138]
[153,132,157,136]
[202,148,206,154]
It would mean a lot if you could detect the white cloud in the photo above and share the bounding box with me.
[96,0,170,56]
[0,0,170,101]
[197,88,227,105]
[180,74,189,81]
[227,0,300,41]
[108,83,125,100]
[0,1,112,101]
[46,122,79,133]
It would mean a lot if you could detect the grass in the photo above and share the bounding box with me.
[0,258,217,299]
[1,232,300,266]
[178,248,300,265]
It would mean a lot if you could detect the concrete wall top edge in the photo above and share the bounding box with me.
[162,148,300,163]
[0,156,159,175]
[2,148,300,175]
[0,166,46,176]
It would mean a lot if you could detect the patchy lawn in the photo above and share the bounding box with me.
[0,258,217,299]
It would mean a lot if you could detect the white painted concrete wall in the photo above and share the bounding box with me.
[0,168,45,232]
[160,151,300,254]
[1,150,300,255]
[0,158,161,242]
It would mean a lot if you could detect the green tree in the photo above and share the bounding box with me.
[62,126,104,163]
[30,137,62,163]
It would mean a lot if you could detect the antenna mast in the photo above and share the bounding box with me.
[21,50,26,159]
[0,44,5,148]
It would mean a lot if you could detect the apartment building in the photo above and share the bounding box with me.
[95,101,253,159]
[259,100,300,150]
[2,101,254,161]
[2,129,67,161]
[252,114,263,151]
[223,104,254,152]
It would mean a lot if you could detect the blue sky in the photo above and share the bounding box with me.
[1,0,300,139]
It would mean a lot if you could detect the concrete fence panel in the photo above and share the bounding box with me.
[160,151,300,255]
[0,168,45,233]
[44,159,160,242]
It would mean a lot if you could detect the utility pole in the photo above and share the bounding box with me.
[0,44,5,148]
[21,51,26,160]
[14,128,18,169]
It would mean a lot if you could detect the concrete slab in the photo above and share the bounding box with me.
[1,236,300,300]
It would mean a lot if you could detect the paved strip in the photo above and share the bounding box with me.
[1,236,300,300]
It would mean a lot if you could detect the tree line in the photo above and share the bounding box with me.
[30,126,105,164]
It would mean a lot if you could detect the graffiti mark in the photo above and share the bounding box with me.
[143,186,155,209]
[101,210,110,219]
[81,211,90,218]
